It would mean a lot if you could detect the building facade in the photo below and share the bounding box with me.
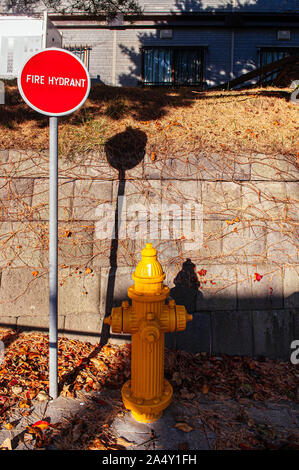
[0,1,299,87]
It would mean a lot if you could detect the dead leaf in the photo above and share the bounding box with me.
[180,388,195,400]
[36,391,49,402]
[90,358,108,370]
[19,400,30,408]
[115,436,134,447]
[32,420,50,431]
[32,271,39,277]
[178,442,189,450]
[201,384,209,394]
[174,422,193,433]
[85,267,92,274]
[88,438,106,450]
[172,371,182,385]
[0,437,12,450]
[3,422,14,430]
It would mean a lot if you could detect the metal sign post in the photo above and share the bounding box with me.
[18,48,90,400]
[49,116,58,399]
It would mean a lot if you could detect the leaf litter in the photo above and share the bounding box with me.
[0,328,298,450]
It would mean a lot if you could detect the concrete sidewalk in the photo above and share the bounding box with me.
[0,386,298,450]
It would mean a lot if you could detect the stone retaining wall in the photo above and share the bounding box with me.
[0,148,298,359]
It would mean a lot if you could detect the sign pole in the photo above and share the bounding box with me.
[49,116,58,400]
[17,47,91,401]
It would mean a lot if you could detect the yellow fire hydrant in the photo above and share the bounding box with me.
[104,243,192,423]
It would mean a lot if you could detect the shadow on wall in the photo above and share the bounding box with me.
[99,126,147,346]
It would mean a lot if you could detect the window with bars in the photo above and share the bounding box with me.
[142,47,205,86]
[64,45,91,70]
[260,47,299,83]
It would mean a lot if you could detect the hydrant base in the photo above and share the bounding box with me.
[121,380,173,423]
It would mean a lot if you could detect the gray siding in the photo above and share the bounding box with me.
[61,26,299,86]
[138,0,299,13]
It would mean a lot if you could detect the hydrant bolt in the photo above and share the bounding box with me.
[106,243,192,423]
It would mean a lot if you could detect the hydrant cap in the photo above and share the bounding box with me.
[132,243,165,293]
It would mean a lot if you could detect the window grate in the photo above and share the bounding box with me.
[64,45,91,70]
[142,47,205,87]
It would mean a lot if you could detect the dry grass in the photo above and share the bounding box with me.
[1,81,298,158]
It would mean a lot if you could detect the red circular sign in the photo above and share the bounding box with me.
[18,48,91,116]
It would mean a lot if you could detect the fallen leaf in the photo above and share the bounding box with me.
[3,422,14,430]
[32,271,39,277]
[32,420,50,431]
[90,358,107,370]
[115,436,134,447]
[197,269,207,276]
[0,437,12,450]
[151,152,156,161]
[36,391,49,402]
[85,267,92,274]
[174,422,193,432]
[254,272,263,282]
[172,371,182,385]
[201,384,209,394]
[180,388,195,400]
[11,385,23,395]
[178,442,189,450]
[19,400,30,409]
[92,397,108,406]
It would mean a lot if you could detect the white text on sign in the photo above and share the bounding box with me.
[26,75,86,87]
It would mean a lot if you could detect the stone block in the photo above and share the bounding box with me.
[194,152,235,181]
[0,150,9,163]
[112,179,162,224]
[37,221,94,268]
[251,154,298,181]
[66,150,118,180]
[17,315,65,331]
[201,181,241,220]
[161,180,202,220]
[5,150,48,178]
[144,154,200,180]
[64,312,103,344]
[286,182,299,221]
[211,310,253,356]
[222,220,267,264]
[191,219,223,264]
[58,222,94,268]
[0,177,34,220]
[252,310,293,360]
[283,265,299,309]
[165,311,211,353]
[92,238,141,269]
[233,154,251,181]
[0,267,49,317]
[241,182,288,221]
[0,316,17,327]
[99,266,135,315]
[58,268,101,316]
[31,178,74,221]
[266,223,298,264]
[236,263,283,310]
[0,221,45,268]
[73,180,113,220]
[195,264,238,311]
